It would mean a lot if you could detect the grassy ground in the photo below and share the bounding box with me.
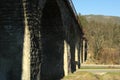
[80,66,120,69]
[80,64,120,69]
[62,71,120,80]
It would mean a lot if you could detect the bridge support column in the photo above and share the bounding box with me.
[64,40,71,76]
[75,44,78,69]
[83,40,85,63]
[82,38,88,63]
[84,39,88,61]
[80,40,83,63]
[22,1,30,80]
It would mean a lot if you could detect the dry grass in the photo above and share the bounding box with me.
[62,71,100,80]
[102,72,120,80]
[62,71,120,80]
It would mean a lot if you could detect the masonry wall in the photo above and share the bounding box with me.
[27,0,83,79]
[0,0,24,80]
[0,0,84,80]
[23,0,64,79]
[23,0,43,80]
[40,0,65,79]
[57,0,83,74]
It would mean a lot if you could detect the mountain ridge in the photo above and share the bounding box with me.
[83,14,120,24]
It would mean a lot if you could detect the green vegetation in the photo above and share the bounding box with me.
[78,14,120,64]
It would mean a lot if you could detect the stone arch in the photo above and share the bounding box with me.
[41,0,65,79]
[69,24,76,73]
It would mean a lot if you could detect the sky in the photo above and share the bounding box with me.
[72,0,120,17]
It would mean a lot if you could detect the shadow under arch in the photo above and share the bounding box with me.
[0,0,24,80]
[41,0,65,79]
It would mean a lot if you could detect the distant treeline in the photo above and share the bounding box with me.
[78,14,120,64]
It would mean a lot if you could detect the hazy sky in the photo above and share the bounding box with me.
[72,0,120,17]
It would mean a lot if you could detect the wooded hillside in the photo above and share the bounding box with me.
[78,14,120,64]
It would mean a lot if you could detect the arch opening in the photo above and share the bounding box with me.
[41,0,64,79]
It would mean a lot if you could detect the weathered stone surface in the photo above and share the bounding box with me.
[40,0,64,79]
[0,0,85,80]
[0,0,24,80]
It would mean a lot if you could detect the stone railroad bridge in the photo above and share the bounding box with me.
[0,0,88,80]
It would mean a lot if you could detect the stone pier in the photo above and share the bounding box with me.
[0,0,87,80]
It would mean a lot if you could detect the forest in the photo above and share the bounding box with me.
[78,15,120,64]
